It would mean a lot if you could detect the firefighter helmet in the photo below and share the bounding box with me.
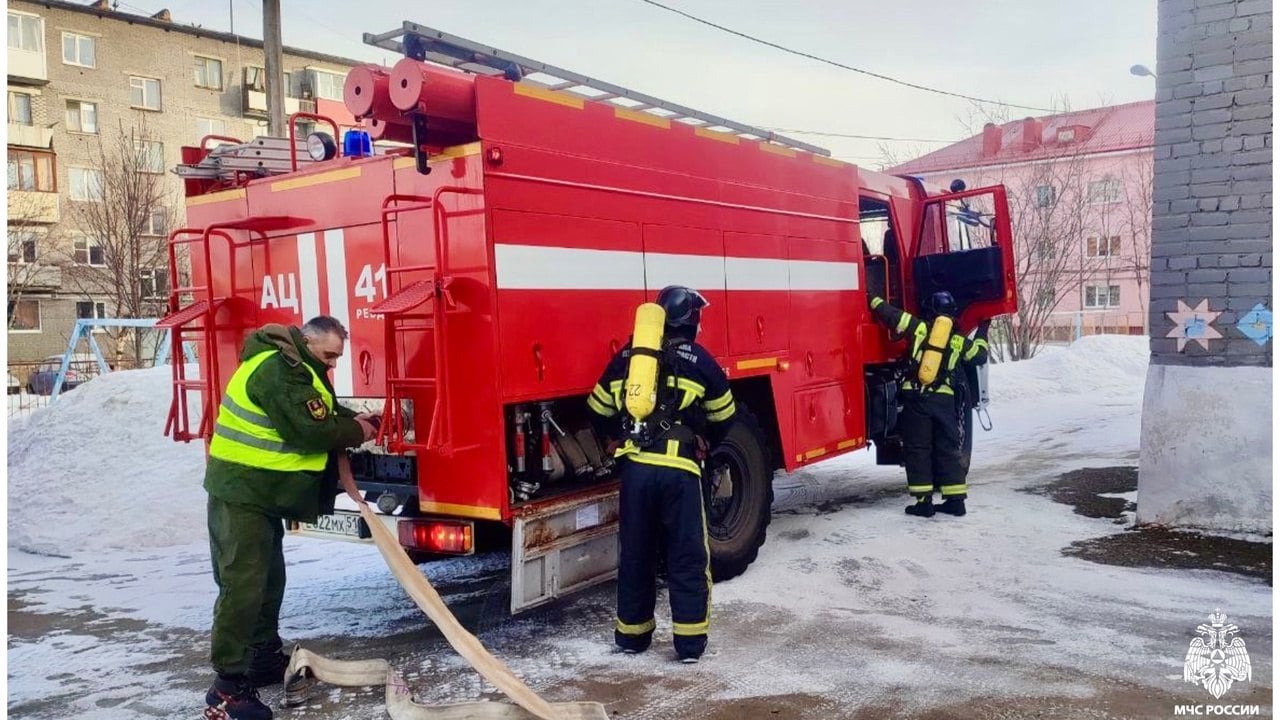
[655,286,709,328]
[928,291,957,318]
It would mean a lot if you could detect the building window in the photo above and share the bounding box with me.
[1084,285,1121,309]
[7,299,41,332]
[134,140,164,174]
[61,32,95,68]
[73,236,106,266]
[65,99,98,134]
[196,117,228,139]
[143,207,167,236]
[245,66,293,95]
[1036,286,1056,309]
[1033,184,1056,208]
[8,12,43,53]
[129,76,162,110]
[194,56,223,90]
[1087,177,1122,205]
[69,167,103,201]
[309,70,344,101]
[8,150,56,192]
[1086,235,1122,258]
[140,268,170,300]
[76,300,108,320]
[8,91,33,125]
[8,230,39,264]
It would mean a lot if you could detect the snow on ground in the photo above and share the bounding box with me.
[6,337,1272,719]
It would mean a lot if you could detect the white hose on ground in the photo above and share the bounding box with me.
[281,502,608,720]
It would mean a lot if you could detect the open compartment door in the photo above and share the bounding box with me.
[912,185,1018,331]
[511,485,620,613]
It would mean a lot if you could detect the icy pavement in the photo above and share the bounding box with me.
[6,339,1273,719]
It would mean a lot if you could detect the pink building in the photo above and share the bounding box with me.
[892,101,1155,340]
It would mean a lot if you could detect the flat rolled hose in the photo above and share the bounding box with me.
[281,502,608,720]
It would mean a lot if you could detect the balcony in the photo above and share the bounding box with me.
[242,88,314,119]
[8,263,62,291]
[7,190,60,224]
[8,47,47,85]
[8,123,52,149]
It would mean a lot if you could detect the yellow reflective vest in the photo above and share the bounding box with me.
[208,350,333,472]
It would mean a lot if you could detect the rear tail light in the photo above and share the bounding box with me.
[397,519,474,555]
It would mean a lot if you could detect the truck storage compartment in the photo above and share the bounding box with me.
[505,399,617,507]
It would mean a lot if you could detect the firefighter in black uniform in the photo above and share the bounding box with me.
[870,291,990,517]
[587,286,736,663]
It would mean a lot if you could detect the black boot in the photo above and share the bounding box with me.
[246,649,290,688]
[936,497,967,516]
[205,674,273,720]
[904,495,935,517]
[675,635,707,664]
[615,629,653,654]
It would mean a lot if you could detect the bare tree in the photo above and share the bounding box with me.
[6,192,63,330]
[874,140,933,172]
[980,147,1108,361]
[1118,157,1154,331]
[62,121,176,363]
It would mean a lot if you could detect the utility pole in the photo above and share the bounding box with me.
[263,0,285,136]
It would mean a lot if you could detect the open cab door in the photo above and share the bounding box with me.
[911,184,1018,331]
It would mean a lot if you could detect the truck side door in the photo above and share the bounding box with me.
[912,185,1018,331]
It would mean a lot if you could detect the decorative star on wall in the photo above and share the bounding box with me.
[1166,299,1222,351]
[1237,304,1273,347]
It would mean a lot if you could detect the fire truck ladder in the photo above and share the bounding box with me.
[173,116,341,185]
[371,189,484,457]
[158,217,311,442]
[363,21,829,156]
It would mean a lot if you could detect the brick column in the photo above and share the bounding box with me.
[1138,0,1272,533]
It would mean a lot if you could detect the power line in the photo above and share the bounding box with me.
[764,127,956,143]
[637,0,1054,113]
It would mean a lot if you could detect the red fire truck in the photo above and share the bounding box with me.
[163,24,1017,612]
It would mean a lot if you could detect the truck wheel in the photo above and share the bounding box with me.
[705,406,772,582]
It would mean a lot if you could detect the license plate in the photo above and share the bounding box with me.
[298,512,363,538]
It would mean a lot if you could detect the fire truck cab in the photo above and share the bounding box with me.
[163,23,1017,612]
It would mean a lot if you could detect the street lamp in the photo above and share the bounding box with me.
[1130,64,1156,79]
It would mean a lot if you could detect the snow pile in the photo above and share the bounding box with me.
[7,366,207,555]
[988,335,1149,402]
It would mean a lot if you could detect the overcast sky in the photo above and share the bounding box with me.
[140,0,1157,166]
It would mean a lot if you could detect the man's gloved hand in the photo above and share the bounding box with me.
[977,319,992,337]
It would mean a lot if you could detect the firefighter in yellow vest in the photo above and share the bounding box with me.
[588,286,736,663]
[870,292,990,518]
[203,316,377,720]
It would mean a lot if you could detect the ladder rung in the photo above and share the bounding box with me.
[388,378,438,387]
[386,266,436,275]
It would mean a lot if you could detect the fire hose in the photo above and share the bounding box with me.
[282,502,608,720]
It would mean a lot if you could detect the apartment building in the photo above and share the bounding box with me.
[7,0,363,362]
[892,101,1156,340]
